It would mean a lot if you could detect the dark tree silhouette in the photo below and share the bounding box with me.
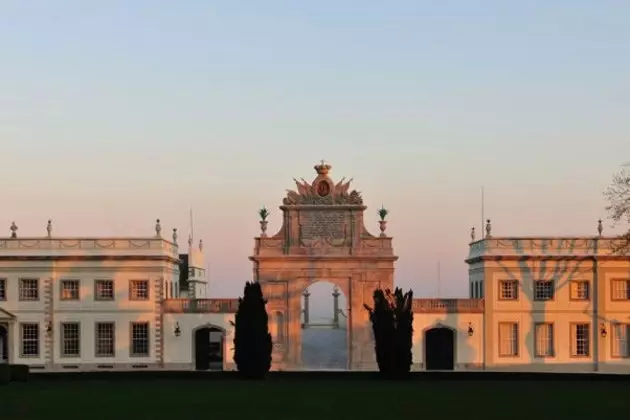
[231,281,272,379]
[605,168,630,252]
[364,287,414,378]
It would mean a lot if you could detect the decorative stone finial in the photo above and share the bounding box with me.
[485,219,492,238]
[46,220,52,238]
[259,206,270,237]
[470,227,476,242]
[378,206,389,237]
[597,219,603,237]
[199,239,203,251]
[10,222,18,238]
[155,219,162,238]
[172,228,178,244]
[314,159,332,176]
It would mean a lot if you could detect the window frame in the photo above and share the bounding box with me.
[61,322,81,358]
[611,322,630,358]
[94,279,115,301]
[611,279,630,301]
[534,322,555,358]
[569,280,590,301]
[498,280,519,301]
[60,279,80,301]
[498,322,519,357]
[20,323,40,357]
[94,322,116,358]
[533,280,555,301]
[129,280,150,301]
[570,322,591,358]
[19,278,40,301]
[130,322,150,357]
[0,278,6,301]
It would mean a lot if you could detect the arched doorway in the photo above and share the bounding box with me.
[194,326,225,371]
[301,281,348,370]
[0,325,7,363]
[425,327,455,370]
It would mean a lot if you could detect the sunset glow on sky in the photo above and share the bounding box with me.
[1,1,629,301]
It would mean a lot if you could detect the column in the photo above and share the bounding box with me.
[302,290,310,326]
[332,287,340,328]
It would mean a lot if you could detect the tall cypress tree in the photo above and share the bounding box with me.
[364,287,414,378]
[231,281,272,378]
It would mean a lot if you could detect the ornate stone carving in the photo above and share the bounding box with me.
[282,162,363,205]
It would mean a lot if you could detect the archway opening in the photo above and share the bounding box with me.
[425,327,455,370]
[301,281,348,370]
[194,326,225,371]
[0,325,7,363]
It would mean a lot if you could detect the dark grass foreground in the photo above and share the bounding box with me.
[2,372,629,420]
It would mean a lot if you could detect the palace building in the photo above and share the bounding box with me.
[0,162,629,373]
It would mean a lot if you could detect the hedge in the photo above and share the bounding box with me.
[10,364,29,382]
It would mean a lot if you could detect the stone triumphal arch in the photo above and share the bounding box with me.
[249,161,397,370]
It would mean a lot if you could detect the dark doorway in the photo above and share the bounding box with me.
[0,325,8,363]
[425,327,455,370]
[194,326,224,371]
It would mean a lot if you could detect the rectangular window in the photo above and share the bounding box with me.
[570,281,589,301]
[571,323,590,357]
[611,279,630,301]
[499,280,518,300]
[19,278,39,301]
[61,280,80,301]
[479,281,484,298]
[20,323,39,357]
[498,322,518,357]
[130,322,149,357]
[95,280,114,301]
[470,282,474,298]
[95,322,115,357]
[61,323,80,357]
[129,280,149,301]
[534,280,554,301]
[535,323,554,357]
[612,323,630,358]
[0,278,5,300]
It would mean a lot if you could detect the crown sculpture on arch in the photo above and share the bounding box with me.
[283,160,364,205]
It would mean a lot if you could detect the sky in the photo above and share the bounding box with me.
[1,1,629,304]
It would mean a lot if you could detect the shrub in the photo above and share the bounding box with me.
[10,364,29,382]
[231,281,273,379]
[364,287,414,379]
[0,364,9,385]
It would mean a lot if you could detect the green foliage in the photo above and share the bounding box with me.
[230,281,273,379]
[0,364,9,385]
[10,364,29,382]
[364,287,414,378]
[259,207,270,221]
[378,206,388,221]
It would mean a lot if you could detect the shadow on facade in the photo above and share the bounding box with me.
[496,239,599,370]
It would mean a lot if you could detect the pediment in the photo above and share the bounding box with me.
[0,307,16,320]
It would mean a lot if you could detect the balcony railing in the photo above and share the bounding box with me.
[163,298,239,313]
[412,298,484,313]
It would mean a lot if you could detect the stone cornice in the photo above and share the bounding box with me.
[249,255,399,262]
[0,255,181,263]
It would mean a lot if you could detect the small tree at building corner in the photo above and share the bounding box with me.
[604,167,630,253]
[364,287,414,378]
[230,281,272,379]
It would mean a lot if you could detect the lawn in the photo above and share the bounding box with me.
[1,377,628,419]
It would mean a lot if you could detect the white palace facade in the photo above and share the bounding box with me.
[1,163,630,373]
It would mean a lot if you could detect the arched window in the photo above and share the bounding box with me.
[275,311,284,342]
